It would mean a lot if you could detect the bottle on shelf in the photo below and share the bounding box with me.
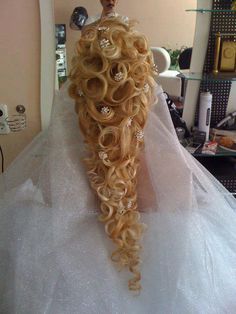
[198,91,213,141]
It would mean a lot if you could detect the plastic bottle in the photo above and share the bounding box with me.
[198,91,213,141]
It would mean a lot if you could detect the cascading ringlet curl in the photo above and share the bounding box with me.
[69,16,157,292]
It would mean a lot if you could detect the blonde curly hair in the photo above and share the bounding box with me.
[69,16,157,291]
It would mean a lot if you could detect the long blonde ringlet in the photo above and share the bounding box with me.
[69,16,157,292]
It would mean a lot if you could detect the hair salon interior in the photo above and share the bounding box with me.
[1,0,236,195]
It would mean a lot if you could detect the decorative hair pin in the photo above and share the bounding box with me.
[135,130,144,141]
[116,200,133,218]
[100,38,111,49]
[114,72,124,82]
[99,151,108,160]
[143,83,150,93]
[101,106,110,115]
[98,26,110,32]
[152,64,158,74]
[127,200,133,209]
[126,117,133,127]
[120,16,129,25]
[77,89,84,97]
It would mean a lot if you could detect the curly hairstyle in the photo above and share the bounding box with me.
[69,16,157,291]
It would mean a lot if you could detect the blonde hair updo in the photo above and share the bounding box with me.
[69,16,157,292]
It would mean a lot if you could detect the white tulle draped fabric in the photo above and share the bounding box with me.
[1,84,236,314]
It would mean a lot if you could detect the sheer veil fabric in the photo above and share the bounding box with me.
[1,81,236,313]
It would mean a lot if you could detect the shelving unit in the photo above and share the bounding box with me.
[184,0,236,194]
[186,9,236,13]
[193,148,236,158]
[180,72,236,82]
[55,24,67,89]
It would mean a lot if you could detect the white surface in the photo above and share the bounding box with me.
[156,70,182,98]
[39,0,55,130]
[151,47,181,98]
[151,47,171,73]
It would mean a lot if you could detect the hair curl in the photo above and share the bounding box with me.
[69,16,157,291]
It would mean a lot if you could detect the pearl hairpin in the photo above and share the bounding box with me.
[101,106,110,115]
[143,83,150,93]
[114,72,124,82]
[127,200,132,209]
[116,201,133,218]
[98,26,109,32]
[126,117,133,127]
[135,130,144,141]
[77,89,84,97]
[152,64,158,74]
[99,151,108,160]
[100,38,111,49]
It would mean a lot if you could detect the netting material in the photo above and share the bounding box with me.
[1,84,236,313]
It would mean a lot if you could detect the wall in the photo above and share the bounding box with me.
[0,0,41,170]
[0,0,196,170]
[39,0,56,130]
[54,0,196,72]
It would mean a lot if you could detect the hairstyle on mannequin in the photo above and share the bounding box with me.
[69,16,157,291]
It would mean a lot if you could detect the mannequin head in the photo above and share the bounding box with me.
[100,0,118,15]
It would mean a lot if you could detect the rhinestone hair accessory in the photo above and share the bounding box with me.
[152,64,158,74]
[98,151,108,160]
[143,83,150,93]
[114,72,124,82]
[100,38,111,49]
[135,130,144,141]
[101,106,110,115]
[77,89,84,97]
[126,117,133,127]
[98,26,110,32]
[127,200,132,209]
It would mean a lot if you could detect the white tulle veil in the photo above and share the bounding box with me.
[1,82,236,313]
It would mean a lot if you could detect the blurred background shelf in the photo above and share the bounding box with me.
[186,9,236,13]
[179,72,236,82]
